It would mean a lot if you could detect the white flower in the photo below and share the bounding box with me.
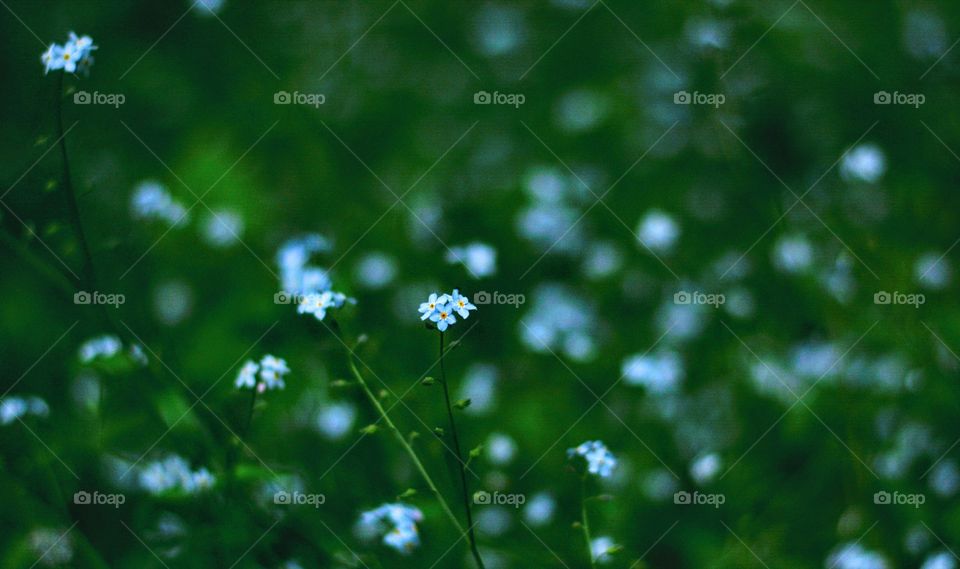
[138,455,216,495]
[418,292,448,321]
[637,210,680,254]
[40,31,97,75]
[297,290,347,322]
[41,44,64,74]
[591,536,617,564]
[359,503,424,554]
[450,289,477,319]
[235,360,259,389]
[78,335,123,363]
[445,242,497,278]
[430,303,457,332]
[568,440,617,478]
[258,355,290,390]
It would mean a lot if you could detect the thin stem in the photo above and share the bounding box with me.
[581,475,596,569]
[438,332,485,569]
[343,349,466,539]
[55,72,95,290]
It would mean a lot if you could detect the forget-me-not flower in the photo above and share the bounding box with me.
[430,303,457,332]
[418,290,476,331]
[41,31,97,75]
[450,289,477,318]
[418,292,450,320]
[568,440,617,478]
[236,355,289,391]
[359,503,424,554]
[297,290,348,322]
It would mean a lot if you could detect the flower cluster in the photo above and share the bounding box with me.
[297,290,348,322]
[0,396,49,425]
[418,289,476,331]
[568,440,617,478]
[41,32,97,75]
[277,234,352,321]
[236,355,290,391]
[138,455,215,495]
[358,503,424,554]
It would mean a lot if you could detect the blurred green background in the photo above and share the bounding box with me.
[2,0,960,567]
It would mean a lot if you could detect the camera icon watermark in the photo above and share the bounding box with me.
[473,490,526,508]
[673,490,725,508]
[274,90,326,108]
[873,291,924,308]
[874,490,924,508]
[674,290,725,308]
[74,290,125,308]
[473,290,525,308]
[74,490,126,508]
[673,90,725,108]
[273,490,326,508]
[74,90,126,108]
[874,91,925,108]
[473,90,526,108]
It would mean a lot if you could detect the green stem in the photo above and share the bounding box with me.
[581,475,596,569]
[343,349,467,540]
[438,332,485,569]
[56,72,95,290]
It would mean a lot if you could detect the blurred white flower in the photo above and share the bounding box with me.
[690,453,722,485]
[446,242,497,278]
[316,403,357,440]
[138,455,216,495]
[591,536,617,564]
[637,210,680,254]
[29,528,73,566]
[202,210,244,248]
[193,0,226,16]
[131,181,189,227]
[486,433,517,465]
[154,280,194,326]
[354,252,397,290]
[621,350,684,394]
[523,492,556,526]
[234,360,259,389]
[840,143,886,184]
[358,503,424,554]
[826,542,888,569]
[915,252,951,290]
[568,440,617,478]
[772,234,813,273]
[0,396,49,425]
[78,335,123,363]
[921,551,956,569]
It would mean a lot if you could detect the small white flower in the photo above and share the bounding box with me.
[258,355,290,390]
[359,503,423,554]
[235,360,260,389]
[450,289,477,319]
[297,290,348,322]
[418,292,447,321]
[41,43,64,74]
[568,440,617,478]
[430,303,457,332]
[591,536,617,564]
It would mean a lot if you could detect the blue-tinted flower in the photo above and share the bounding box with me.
[430,303,457,332]
[418,292,448,321]
[259,355,290,390]
[568,440,617,478]
[41,44,64,74]
[450,289,477,319]
[41,32,97,75]
[297,290,347,322]
[359,503,424,554]
[235,360,259,389]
